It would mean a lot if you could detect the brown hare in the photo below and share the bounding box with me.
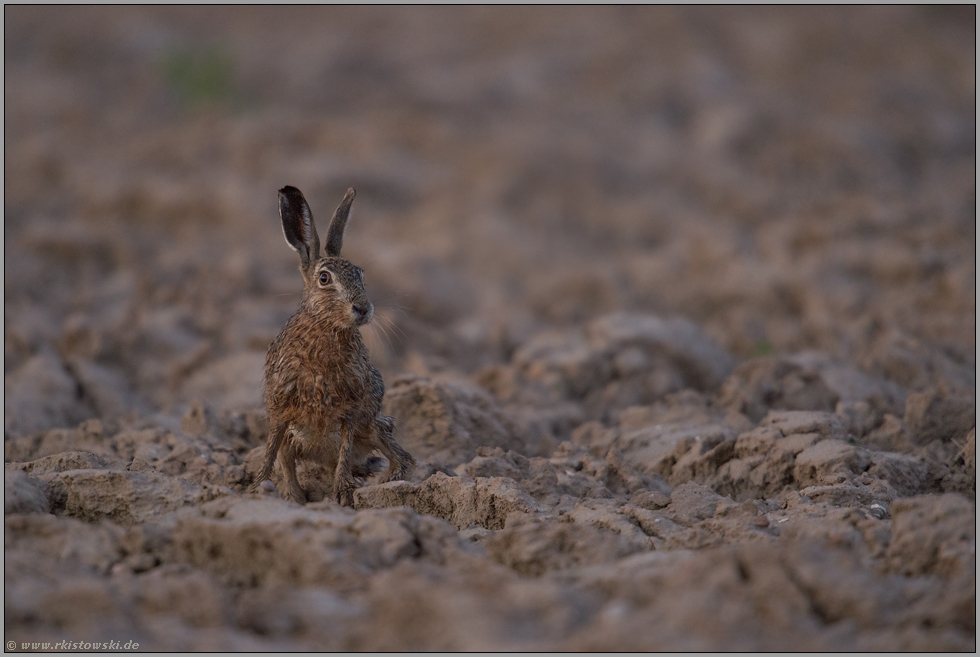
[252,185,414,506]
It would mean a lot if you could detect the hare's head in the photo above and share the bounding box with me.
[278,186,373,329]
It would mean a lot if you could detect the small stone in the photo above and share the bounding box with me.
[459,526,494,542]
[751,515,770,528]
[259,480,276,492]
[868,503,888,520]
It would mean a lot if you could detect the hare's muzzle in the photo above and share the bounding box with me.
[352,301,373,325]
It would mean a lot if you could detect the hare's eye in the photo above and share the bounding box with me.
[318,271,331,286]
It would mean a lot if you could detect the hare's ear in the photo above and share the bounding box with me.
[279,186,320,269]
[325,188,356,257]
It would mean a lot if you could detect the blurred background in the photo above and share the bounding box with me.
[4,6,975,425]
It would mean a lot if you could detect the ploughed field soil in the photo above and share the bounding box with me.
[4,6,976,651]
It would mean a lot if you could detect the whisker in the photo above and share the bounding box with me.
[375,305,410,326]
[374,316,399,349]
[375,312,407,341]
[368,318,397,354]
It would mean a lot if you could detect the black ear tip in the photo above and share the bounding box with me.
[279,185,305,201]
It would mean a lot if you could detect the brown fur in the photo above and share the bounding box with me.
[251,186,414,506]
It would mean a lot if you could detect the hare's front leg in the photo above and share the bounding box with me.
[252,421,288,493]
[333,420,358,507]
[375,414,414,483]
[278,439,307,504]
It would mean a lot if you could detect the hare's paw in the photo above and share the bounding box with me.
[286,482,308,505]
[380,445,415,483]
[334,478,357,507]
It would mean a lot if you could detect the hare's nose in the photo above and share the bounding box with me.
[352,302,372,322]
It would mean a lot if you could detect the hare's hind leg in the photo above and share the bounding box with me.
[375,414,415,483]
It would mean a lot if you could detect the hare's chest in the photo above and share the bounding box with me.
[302,364,375,422]
[310,364,371,407]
